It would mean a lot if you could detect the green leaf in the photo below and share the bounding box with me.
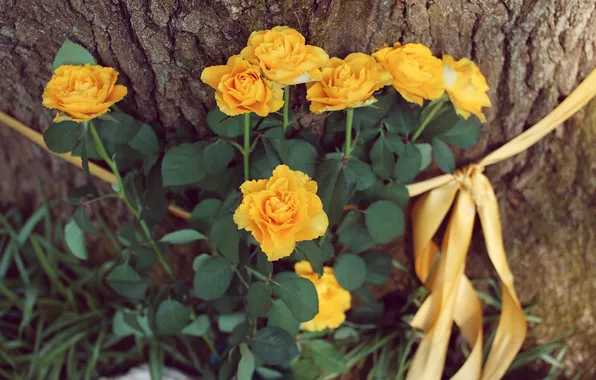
[149,343,164,380]
[155,299,190,335]
[353,286,376,304]
[71,128,100,159]
[321,239,335,262]
[43,121,82,153]
[190,198,223,233]
[218,312,246,333]
[352,89,396,130]
[80,135,91,176]
[383,99,419,135]
[370,136,395,179]
[344,157,376,192]
[257,249,273,277]
[64,218,87,259]
[129,124,160,156]
[438,117,482,149]
[207,108,246,138]
[284,139,319,178]
[337,211,374,253]
[421,106,460,139]
[162,142,207,186]
[106,264,148,300]
[181,315,210,336]
[303,340,347,374]
[365,200,404,244]
[247,281,272,318]
[272,272,319,322]
[132,247,156,273]
[255,367,284,380]
[52,40,96,70]
[159,229,206,244]
[210,215,240,263]
[204,139,236,175]
[67,184,98,205]
[333,326,359,341]
[193,257,233,300]
[72,208,99,236]
[394,143,422,183]
[295,242,324,277]
[333,254,366,290]
[432,138,456,173]
[192,253,211,271]
[415,143,433,171]
[315,155,347,224]
[250,327,299,365]
[267,299,299,336]
[362,251,391,285]
[290,359,321,380]
[238,344,256,380]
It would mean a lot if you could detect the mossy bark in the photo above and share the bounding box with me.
[1,0,595,377]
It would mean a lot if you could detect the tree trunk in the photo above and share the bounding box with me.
[1,0,595,377]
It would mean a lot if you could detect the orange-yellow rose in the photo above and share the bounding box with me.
[241,26,329,86]
[442,55,492,122]
[306,53,393,113]
[201,55,284,117]
[372,43,444,106]
[295,261,351,332]
[233,165,328,261]
[42,64,127,122]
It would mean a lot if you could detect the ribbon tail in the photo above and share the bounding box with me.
[472,172,527,380]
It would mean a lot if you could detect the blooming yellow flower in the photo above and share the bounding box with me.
[233,165,329,261]
[201,55,284,117]
[442,55,492,122]
[295,261,351,332]
[241,26,329,86]
[42,64,127,122]
[306,53,393,113]
[372,43,444,106]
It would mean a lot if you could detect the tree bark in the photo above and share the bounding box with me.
[1,0,595,377]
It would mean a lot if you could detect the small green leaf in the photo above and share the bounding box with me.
[53,40,96,70]
[162,142,207,186]
[333,326,359,341]
[250,327,299,365]
[370,136,395,179]
[238,344,256,380]
[353,286,376,304]
[218,312,246,333]
[159,229,206,244]
[284,139,319,178]
[190,198,223,233]
[415,143,433,171]
[383,100,419,135]
[337,212,374,253]
[129,124,160,156]
[207,109,246,138]
[438,117,482,149]
[64,218,87,259]
[344,157,376,192]
[155,299,190,335]
[204,139,236,175]
[106,264,148,300]
[365,200,404,244]
[149,343,164,380]
[315,155,347,224]
[210,215,240,263]
[362,251,391,285]
[432,138,456,173]
[247,282,272,318]
[133,247,156,273]
[43,121,82,153]
[257,249,273,277]
[181,315,210,336]
[193,257,233,300]
[72,208,99,236]
[303,340,347,374]
[334,254,366,290]
[321,239,335,262]
[192,253,210,271]
[272,272,319,322]
[295,242,324,277]
[67,184,99,205]
[394,143,422,183]
[80,136,91,176]
[267,299,299,336]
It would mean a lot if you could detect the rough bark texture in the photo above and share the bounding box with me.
[1,0,596,377]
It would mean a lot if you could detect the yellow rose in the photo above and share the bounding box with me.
[306,53,393,114]
[233,165,329,261]
[241,26,329,86]
[295,261,351,332]
[442,55,492,122]
[372,43,444,106]
[42,64,127,122]
[201,55,284,117]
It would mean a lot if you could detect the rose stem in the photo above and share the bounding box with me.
[411,97,447,143]
[345,108,354,158]
[243,113,251,181]
[88,120,175,281]
[283,86,290,136]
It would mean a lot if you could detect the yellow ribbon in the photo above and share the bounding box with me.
[1,67,596,379]
[406,67,596,380]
